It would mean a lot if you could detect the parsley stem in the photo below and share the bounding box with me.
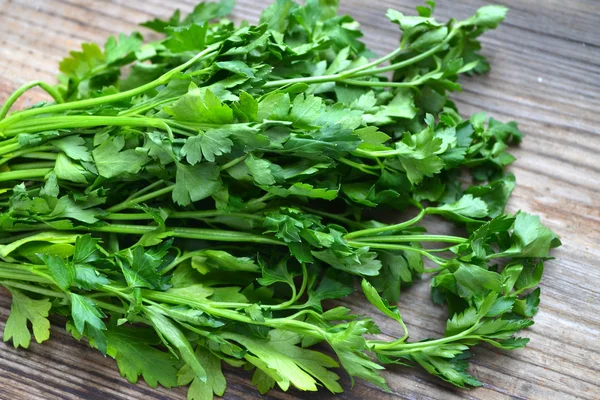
[347,241,446,264]
[0,45,221,129]
[344,209,426,240]
[263,30,458,89]
[299,206,366,228]
[144,291,329,339]
[0,81,65,120]
[0,145,54,166]
[220,154,247,171]
[91,224,283,244]
[0,143,21,156]
[340,76,432,88]
[339,47,406,77]
[1,280,66,298]
[104,210,263,221]
[123,180,165,202]
[106,184,175,212]
[370,322,480,353]
[0,168,51,182]
[0,270,51,284]
[338,157,380,176]
[352,28,459,78]
[5,116,173,136]
[9,161,56,170]
[352,234,466,243]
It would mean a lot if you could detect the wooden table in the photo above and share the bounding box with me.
[0,0,598,399]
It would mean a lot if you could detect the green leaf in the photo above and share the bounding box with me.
[263,212,303,243]
[223,330,342,393]
[513,288,541,317]
[73,235,101,264]
[3,288,52,348]
[245,155,276,185]
[164,84,234,124]
[120,243,169,289]
[59,42,105,80]
[258,92,290,120]
[312,246,382,276]
[260,0,296,32]
[465,5,508,29]
[410,351,482,388]
[257,258,298,287]
[216,61,255,78]
[429,194,488,222]
[287,182,338,200]
[106,325,179,388]
[48,196,102,224]
[233,91,259,122]
[361,279,404,324]
[164,24,208,53]
[93,136,148,179]
[51,136,92,162]
[145,306,207,383]
[452,261,502,298]
[178,347,226,400]
[74,266,110,290]
[54,153,90,183]
[499,212,559,258]
[70,293,107,353]
[289,93,323,128]
[38,253,75,290]
[191,250,259,274]
[181,129,233,165]
[104,32,143,65]
[305,269,354,311]
[173,162,222,206]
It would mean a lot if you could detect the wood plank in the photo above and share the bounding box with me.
[0,0,598,399]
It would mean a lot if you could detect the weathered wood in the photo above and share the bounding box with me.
[0,0,598,399]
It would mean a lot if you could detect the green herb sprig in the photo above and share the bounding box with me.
[0,0,559,397]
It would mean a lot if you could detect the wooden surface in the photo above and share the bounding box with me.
[0,0,599,399]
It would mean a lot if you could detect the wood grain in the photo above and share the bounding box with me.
[0,0,599,399]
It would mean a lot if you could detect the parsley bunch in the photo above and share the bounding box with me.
[0,0,559,397]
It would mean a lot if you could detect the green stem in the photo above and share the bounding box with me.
[352,28,459,78]
[9,161,56,170]
[300,206,365,228]
[347,241,446,264]
[94,224,283,245]
[0,145,54,166]
[352,234,466,244]
[338,157,380,176]
[344,208,425,240]
[340,47,406,77]
[123,180,165,202]
[263,29,458,89]
[0,81,64,120]
[5,116,173,136]
[0,45,220,129]
[340,77,428,88]
[0,269,51,284]
[105,210,263,221]
[370,322,480,354]
[106,185,175,212]
[143,291,329,340]
[0,168,51,182]
[0,143,21,156]
[19,152,58,161]
[220,154,248,171]
[1,280,66,298]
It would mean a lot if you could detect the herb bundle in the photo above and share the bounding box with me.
[0,0,560,398]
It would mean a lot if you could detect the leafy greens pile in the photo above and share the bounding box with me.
[0,0,560,397]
